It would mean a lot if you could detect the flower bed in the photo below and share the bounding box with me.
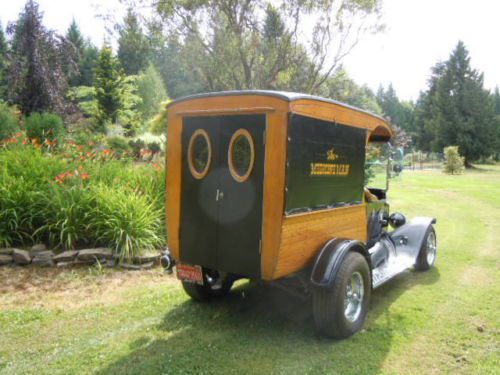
[0,132,166,261]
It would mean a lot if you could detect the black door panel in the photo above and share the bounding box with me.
[179,115,265,277]
[216,116,265,277]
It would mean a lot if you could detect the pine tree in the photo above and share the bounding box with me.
[0,23,8,100]
[415,42,495,165]
[80,40,99,87]
[493,87,500,160]
[65,19,85,86]
[94,45,123,131]
[6,0,72,115]
[376,84,415,134]
[117,9,150,75]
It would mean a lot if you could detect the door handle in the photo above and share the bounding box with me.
[216,189,225,201]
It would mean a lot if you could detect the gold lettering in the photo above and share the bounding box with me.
[310,163,351,176]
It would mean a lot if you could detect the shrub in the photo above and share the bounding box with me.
[443,146,464,174]
[148,141,161,154]
[89,184,164,260]
[25,112,66,145]
[36,185,93,250]
[0,174,42,246]
[106,136,132,158]
[129,139,146,159]
[0,102,20,140]
[150,100,169,135]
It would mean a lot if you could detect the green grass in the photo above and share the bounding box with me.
[1,166,499,374]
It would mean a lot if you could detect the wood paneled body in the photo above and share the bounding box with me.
[166,91,391,281]
[271,205,368,279]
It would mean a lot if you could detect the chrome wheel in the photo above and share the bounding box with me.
[426,231,437,265]
[344,272,364,323]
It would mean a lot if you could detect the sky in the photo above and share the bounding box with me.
[1,0,499,101]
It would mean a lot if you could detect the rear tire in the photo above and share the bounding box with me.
[182,270,234,302]
[415,226,437,271]
[312,252,371,339]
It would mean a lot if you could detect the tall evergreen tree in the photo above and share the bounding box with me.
[117,9,150,75]
[416,42,495,164]
[493,87,500,159]
[0,23,8,100]
[376,84,415,135]
[79,40,99,87]
[65,19,85,86]
[6,0,72,115]
[94,45,123,130]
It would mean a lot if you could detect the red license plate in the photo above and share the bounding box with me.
[176,263,203,284]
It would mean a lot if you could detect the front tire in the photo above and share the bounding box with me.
[182,270,234,302]
[312,252,371,339]
[415,226,437,271]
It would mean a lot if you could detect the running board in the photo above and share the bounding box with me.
[372,253,415,288]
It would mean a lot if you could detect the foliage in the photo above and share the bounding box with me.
[66,85,98,119]
[136,64,168,123]
[0,138,166,254]
[117,8,151,75]
[36,184,92,249]
[147,141,161,154]
[149,0,383,95]
[0,23,8,99]
[325,68,382,114]
[24,112,66,144]
[116,75,142,137]
[64,19,85,86]
[64,20,98,87]
[6,0,74,115]
[376,84,415,134]
[0,173,41,247]
[94,45,124,131]
[90,183,164,260]
[443,146,464,175]
[149,100,169,135]
[414,42,496,164]
[129,138,146,158]
[106,136,132,158]
[0,102,20,140]
[390,125,412,149]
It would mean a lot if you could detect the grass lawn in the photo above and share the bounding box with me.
[1,166,499,374]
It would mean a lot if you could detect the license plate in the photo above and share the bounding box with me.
[176,263,203,285]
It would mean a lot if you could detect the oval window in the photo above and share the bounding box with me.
[188,129,211,179]
[228,129,255,182]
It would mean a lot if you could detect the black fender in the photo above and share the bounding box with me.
[310,238,368,288]
[389,217,437,259]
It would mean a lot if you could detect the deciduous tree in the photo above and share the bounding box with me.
[141,0,383,94]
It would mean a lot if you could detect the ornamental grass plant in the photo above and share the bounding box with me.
[0,133,166,259]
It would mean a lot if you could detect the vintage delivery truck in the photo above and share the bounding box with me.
[166,90,437,338]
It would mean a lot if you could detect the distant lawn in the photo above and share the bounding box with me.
[1,166,499,374]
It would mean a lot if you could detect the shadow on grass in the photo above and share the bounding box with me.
[97,267,440,375]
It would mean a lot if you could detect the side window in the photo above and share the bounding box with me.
[188,129,212,179]
[228,129,255,182]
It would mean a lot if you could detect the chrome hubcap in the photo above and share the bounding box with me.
[426,231,437,265]
[344,272,364,323]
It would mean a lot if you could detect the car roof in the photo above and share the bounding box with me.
[168,89,388,123]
